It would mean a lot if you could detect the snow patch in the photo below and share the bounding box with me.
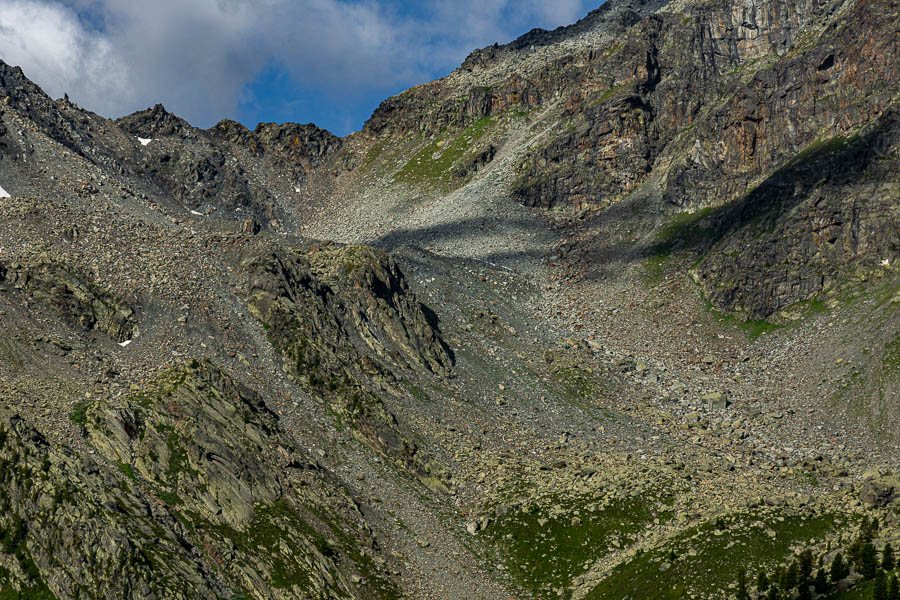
[0,185,9,198]
[190,210,204,216]
[137,137,152,146]
[118,340,132,347]
[882,259,891,267]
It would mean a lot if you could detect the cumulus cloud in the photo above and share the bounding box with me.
[0,1,131,109]
[0,0,594,129]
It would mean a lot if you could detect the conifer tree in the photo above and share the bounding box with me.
[757,570,770,593]
[736,570,751,600]
[782,560,799,590]
[864,543,881,579]
[799,550,814,584]
[875,569,888,600]
[884,543,896,572]
[814,567,829,594]
[888,573,899,600]
[832,553,850,583]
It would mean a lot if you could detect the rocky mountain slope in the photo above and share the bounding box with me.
[0,0,898,598]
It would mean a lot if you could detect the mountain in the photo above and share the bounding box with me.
[0,0,898,598]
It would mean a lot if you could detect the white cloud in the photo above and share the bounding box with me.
[0,1,131,110]
[0,0,593,129]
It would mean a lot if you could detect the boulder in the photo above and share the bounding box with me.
[860,473,900,507]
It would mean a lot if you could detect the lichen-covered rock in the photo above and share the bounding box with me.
[0,407,222,599]
[241,243,454,492]
[84,361,399,600]
[1,261,136,342]
[860,472,900,507]
[88,360,284,527]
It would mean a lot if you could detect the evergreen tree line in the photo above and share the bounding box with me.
[733,516,898,600]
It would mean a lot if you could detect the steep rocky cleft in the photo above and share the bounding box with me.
[244,242,452,378]
[303,243,453,376]
[241,243,454,492]
[1,261,136,342]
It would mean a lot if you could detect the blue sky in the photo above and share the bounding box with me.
[0,0,599,135]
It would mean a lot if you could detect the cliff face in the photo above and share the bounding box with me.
[506,0,898,215]
[350,0,898,316]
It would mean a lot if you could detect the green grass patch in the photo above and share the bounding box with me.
[362,140,387,169]
[709,307,784,341]
[394,116,495,188]
[882,333,900,374]
[642,254,672,284]
[831,578,875,599]
[482,494,669,598]
[118,462,137,481]
[585,510,841,600]
[406,384,432,404]
[183,498,400,599]
[552,366,608,403]
[68,401,89,426]
[649,207,717,259]
[785,135,860,170]
[592,84,628,105]
[185,500,318,591]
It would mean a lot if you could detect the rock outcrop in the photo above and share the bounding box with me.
[84,360,398,600]
[1,261,136,342]
[693,112,900,318]
[241,242,454,492]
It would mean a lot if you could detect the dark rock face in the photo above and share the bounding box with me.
[510,0,836,210]
[209,120,342,172]
[694,113,900,318]
[137,144,262,216]
[662,0,900,211]
[253,122,342,169]
[1,261,136,342]
[117,104,195,138]
[241,243,454,492]
[0,61,98,159]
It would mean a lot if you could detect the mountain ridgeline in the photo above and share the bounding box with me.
[0,0,898,598]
